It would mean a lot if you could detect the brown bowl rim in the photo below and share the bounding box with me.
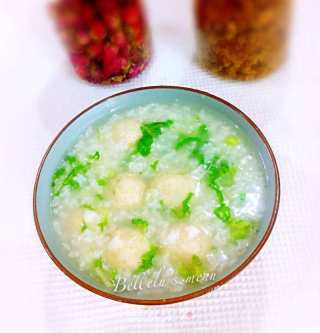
[33,85,280,305]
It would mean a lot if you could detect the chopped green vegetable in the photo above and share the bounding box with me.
[52,152,100,196]
[135,245,159,274]
[143,120,174,137]
[177,255,205,282]
[95,193,104,201]
[52,167,66,183]
[93,257,103,269]
[206,156,237,216]
[131,218,149,231]
[206,156,220,182]
[206,154,238,230]
[176,124,209,165]
[219,166,237,187]
[64,155,78,164]
[81,203,95,210]
[97,178,108,186]
[239,192,246,202]
[159,200,169,214]
[190,147,206,165]
[229,219,256,240]
[210,183,224,204]
[150,160,159,171]
[206,155,253,243]
[88,151,101,161]
[136,130,155,156]
[80,221,88,233]
[214,204,232,223]
[176,136,202,149]
[172,192,194,219]
[68,179,81,190]
[191,124,209,165]
[92,257,117,287]
[224,135,240,146]
[98,216,108,232]
[136,120,173,156]
[207,156,237,188]
[176,124,209,149]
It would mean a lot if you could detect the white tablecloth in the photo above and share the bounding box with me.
[1,0,319,332]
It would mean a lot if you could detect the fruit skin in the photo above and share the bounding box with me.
[69,53,89,78]
[76,31,90,46]
[51,0,151,84]
[90,21,107,40]
[87,43,103,58]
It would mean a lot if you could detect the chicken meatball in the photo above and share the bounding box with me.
[112,173,146,209]
[153,174,196,207]
[163,224,212,262]
[104,227,150,272]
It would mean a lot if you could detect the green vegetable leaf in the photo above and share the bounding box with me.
[172,192,194,219]
[150,160,159,171]
[205,155,257,241]
[198,123,209,138]
[80,221,88,233]
[206,155,220,181]
[95,193,104,201]
[177,255,205,281]
[52,152,100,196]
[159,200,169,214]
[64,155,78,164]
[68,178,81,190]
[137,130,153,156]
[96,177,108,186]
[93,257,104,269]
[92,257,117,287]
[131,218,149,231]
[176,124,209,165]
[206,155,238,224]
[176,136,202,150]
[98,216,108,232]
[143,120,173,137]
[219,166,237,187]
[136,120,173,157]
[224,135,240,146]
[207,156,237,189]
[229,219,256,240]
[88,151,101,161]
[190,147,206,165]
[211,183,224,205]
[81,203,95,210]
[239,192,246,202]
[135,245,159,274]
[52,167,66,181]
[214,204,232,223]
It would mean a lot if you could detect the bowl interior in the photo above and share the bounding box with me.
[35,87,278,303]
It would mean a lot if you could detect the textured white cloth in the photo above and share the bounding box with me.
[0,0,319,332]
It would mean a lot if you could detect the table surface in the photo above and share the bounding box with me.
[1,0,319,332]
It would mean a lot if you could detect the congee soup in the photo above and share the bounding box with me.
[50,103,266,297]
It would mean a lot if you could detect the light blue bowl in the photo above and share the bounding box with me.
[34,86,280,305]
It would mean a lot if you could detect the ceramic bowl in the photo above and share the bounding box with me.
[34,86,280,305]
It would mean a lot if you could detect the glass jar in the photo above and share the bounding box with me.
[194,0,291,81]
[50,0,151,84]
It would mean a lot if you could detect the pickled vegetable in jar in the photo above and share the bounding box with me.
[194,0,291,81]
[50,0,151,84]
